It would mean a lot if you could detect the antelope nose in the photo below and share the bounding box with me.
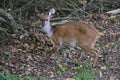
[41,21,45,27]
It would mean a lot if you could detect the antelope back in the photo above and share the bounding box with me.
[52,21,100,45]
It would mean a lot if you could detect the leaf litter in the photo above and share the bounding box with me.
[0,14,120,80]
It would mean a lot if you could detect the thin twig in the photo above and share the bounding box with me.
[10,0,34,13]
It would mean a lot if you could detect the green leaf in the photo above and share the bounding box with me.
[3,54,9,61]
[40,77,46,80]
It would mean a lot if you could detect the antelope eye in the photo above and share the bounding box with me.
[45,19,48,21]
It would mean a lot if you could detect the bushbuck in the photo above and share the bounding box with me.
[39,8,100,67]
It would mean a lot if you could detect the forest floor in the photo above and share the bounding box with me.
[0,13,120,80]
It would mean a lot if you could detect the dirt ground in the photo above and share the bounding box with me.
[0,14,120,80]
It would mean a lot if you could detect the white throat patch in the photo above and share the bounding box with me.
[43,23,52,37]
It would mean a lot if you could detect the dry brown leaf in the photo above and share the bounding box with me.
[99,71,103,78]
[110,76,115,80]
[29,43,36,50]
[66,78,75,80]
[12,47,18,52]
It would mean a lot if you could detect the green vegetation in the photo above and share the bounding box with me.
[75,66,94,80]
[0,66,37,80]
[74,63,97,80]
[40,77,46,80]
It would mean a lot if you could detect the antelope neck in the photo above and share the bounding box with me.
[43,22,56,37]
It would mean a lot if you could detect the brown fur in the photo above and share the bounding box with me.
[40,13,100,67]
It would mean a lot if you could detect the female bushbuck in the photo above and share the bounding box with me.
[39,8,100,67]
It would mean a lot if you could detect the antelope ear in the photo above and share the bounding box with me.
[49,8,55,16]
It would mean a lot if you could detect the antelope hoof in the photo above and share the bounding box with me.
[92,63,97,68]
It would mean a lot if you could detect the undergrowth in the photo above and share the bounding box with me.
[0,61,98,80]
[74,62,98,80]
[0,66,37,80]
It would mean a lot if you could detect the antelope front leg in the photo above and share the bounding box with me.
[47,41,60,61]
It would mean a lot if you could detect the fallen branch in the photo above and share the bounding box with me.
[106,8,120,14]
